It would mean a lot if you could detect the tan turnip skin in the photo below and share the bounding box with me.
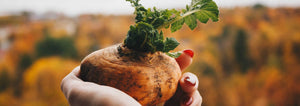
[79,44,182,106]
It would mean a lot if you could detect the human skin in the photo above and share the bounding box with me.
[61,50,202,106]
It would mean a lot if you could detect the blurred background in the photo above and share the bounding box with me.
[0,0,300,106]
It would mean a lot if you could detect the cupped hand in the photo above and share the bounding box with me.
[164,49,202,106]
[61,49,202,106]
[61,66,141,106]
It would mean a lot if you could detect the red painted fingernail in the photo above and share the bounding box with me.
[183,49,194,58]
[183,97,193,106]
[184,76,196,86]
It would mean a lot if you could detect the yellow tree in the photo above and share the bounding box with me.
[22,57,79,106]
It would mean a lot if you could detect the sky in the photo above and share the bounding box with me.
[0,0,300,16]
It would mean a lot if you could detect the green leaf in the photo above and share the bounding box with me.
[153,31,164,51]
[169,0,219,32]
[198,1,219,22]
[124,0,219,54]
[195,12,209,23]
[163,37,180,52]
[154,40,164,51]
[171,19,184,32]
[166,52,182,58]
[184,15,197,30]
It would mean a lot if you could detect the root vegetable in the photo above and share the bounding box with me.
[80,44,181,105]
[78,0,219,105]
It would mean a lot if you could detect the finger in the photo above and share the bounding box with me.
[181,91,202,106]
[71,66,81,77]
[67,82,141,106]
[179,73,201,106]
[179,72,199,94]
[191,91,202,106]
[176,49,194,71]
[61,66,141,106]
[61,66,82,96]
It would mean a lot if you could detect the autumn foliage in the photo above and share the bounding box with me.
[0,6,300,106]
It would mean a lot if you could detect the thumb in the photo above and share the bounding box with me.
[175,49,194,71]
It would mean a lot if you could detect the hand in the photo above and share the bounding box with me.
[61,49,202,106]
[165,50,202,106]
[61,66,141,106]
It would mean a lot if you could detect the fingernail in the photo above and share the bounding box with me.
[183,97,193,106]
[184,76,196,86]
[183,49,194,58]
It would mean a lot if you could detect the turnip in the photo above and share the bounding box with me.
[79,0,219,105]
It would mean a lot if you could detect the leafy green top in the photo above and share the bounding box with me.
[124,0,219,57]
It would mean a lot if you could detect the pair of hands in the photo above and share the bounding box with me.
[61,50,202,106]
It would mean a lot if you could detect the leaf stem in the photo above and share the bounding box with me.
[157,9,201,30]
[140,32,148,48]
